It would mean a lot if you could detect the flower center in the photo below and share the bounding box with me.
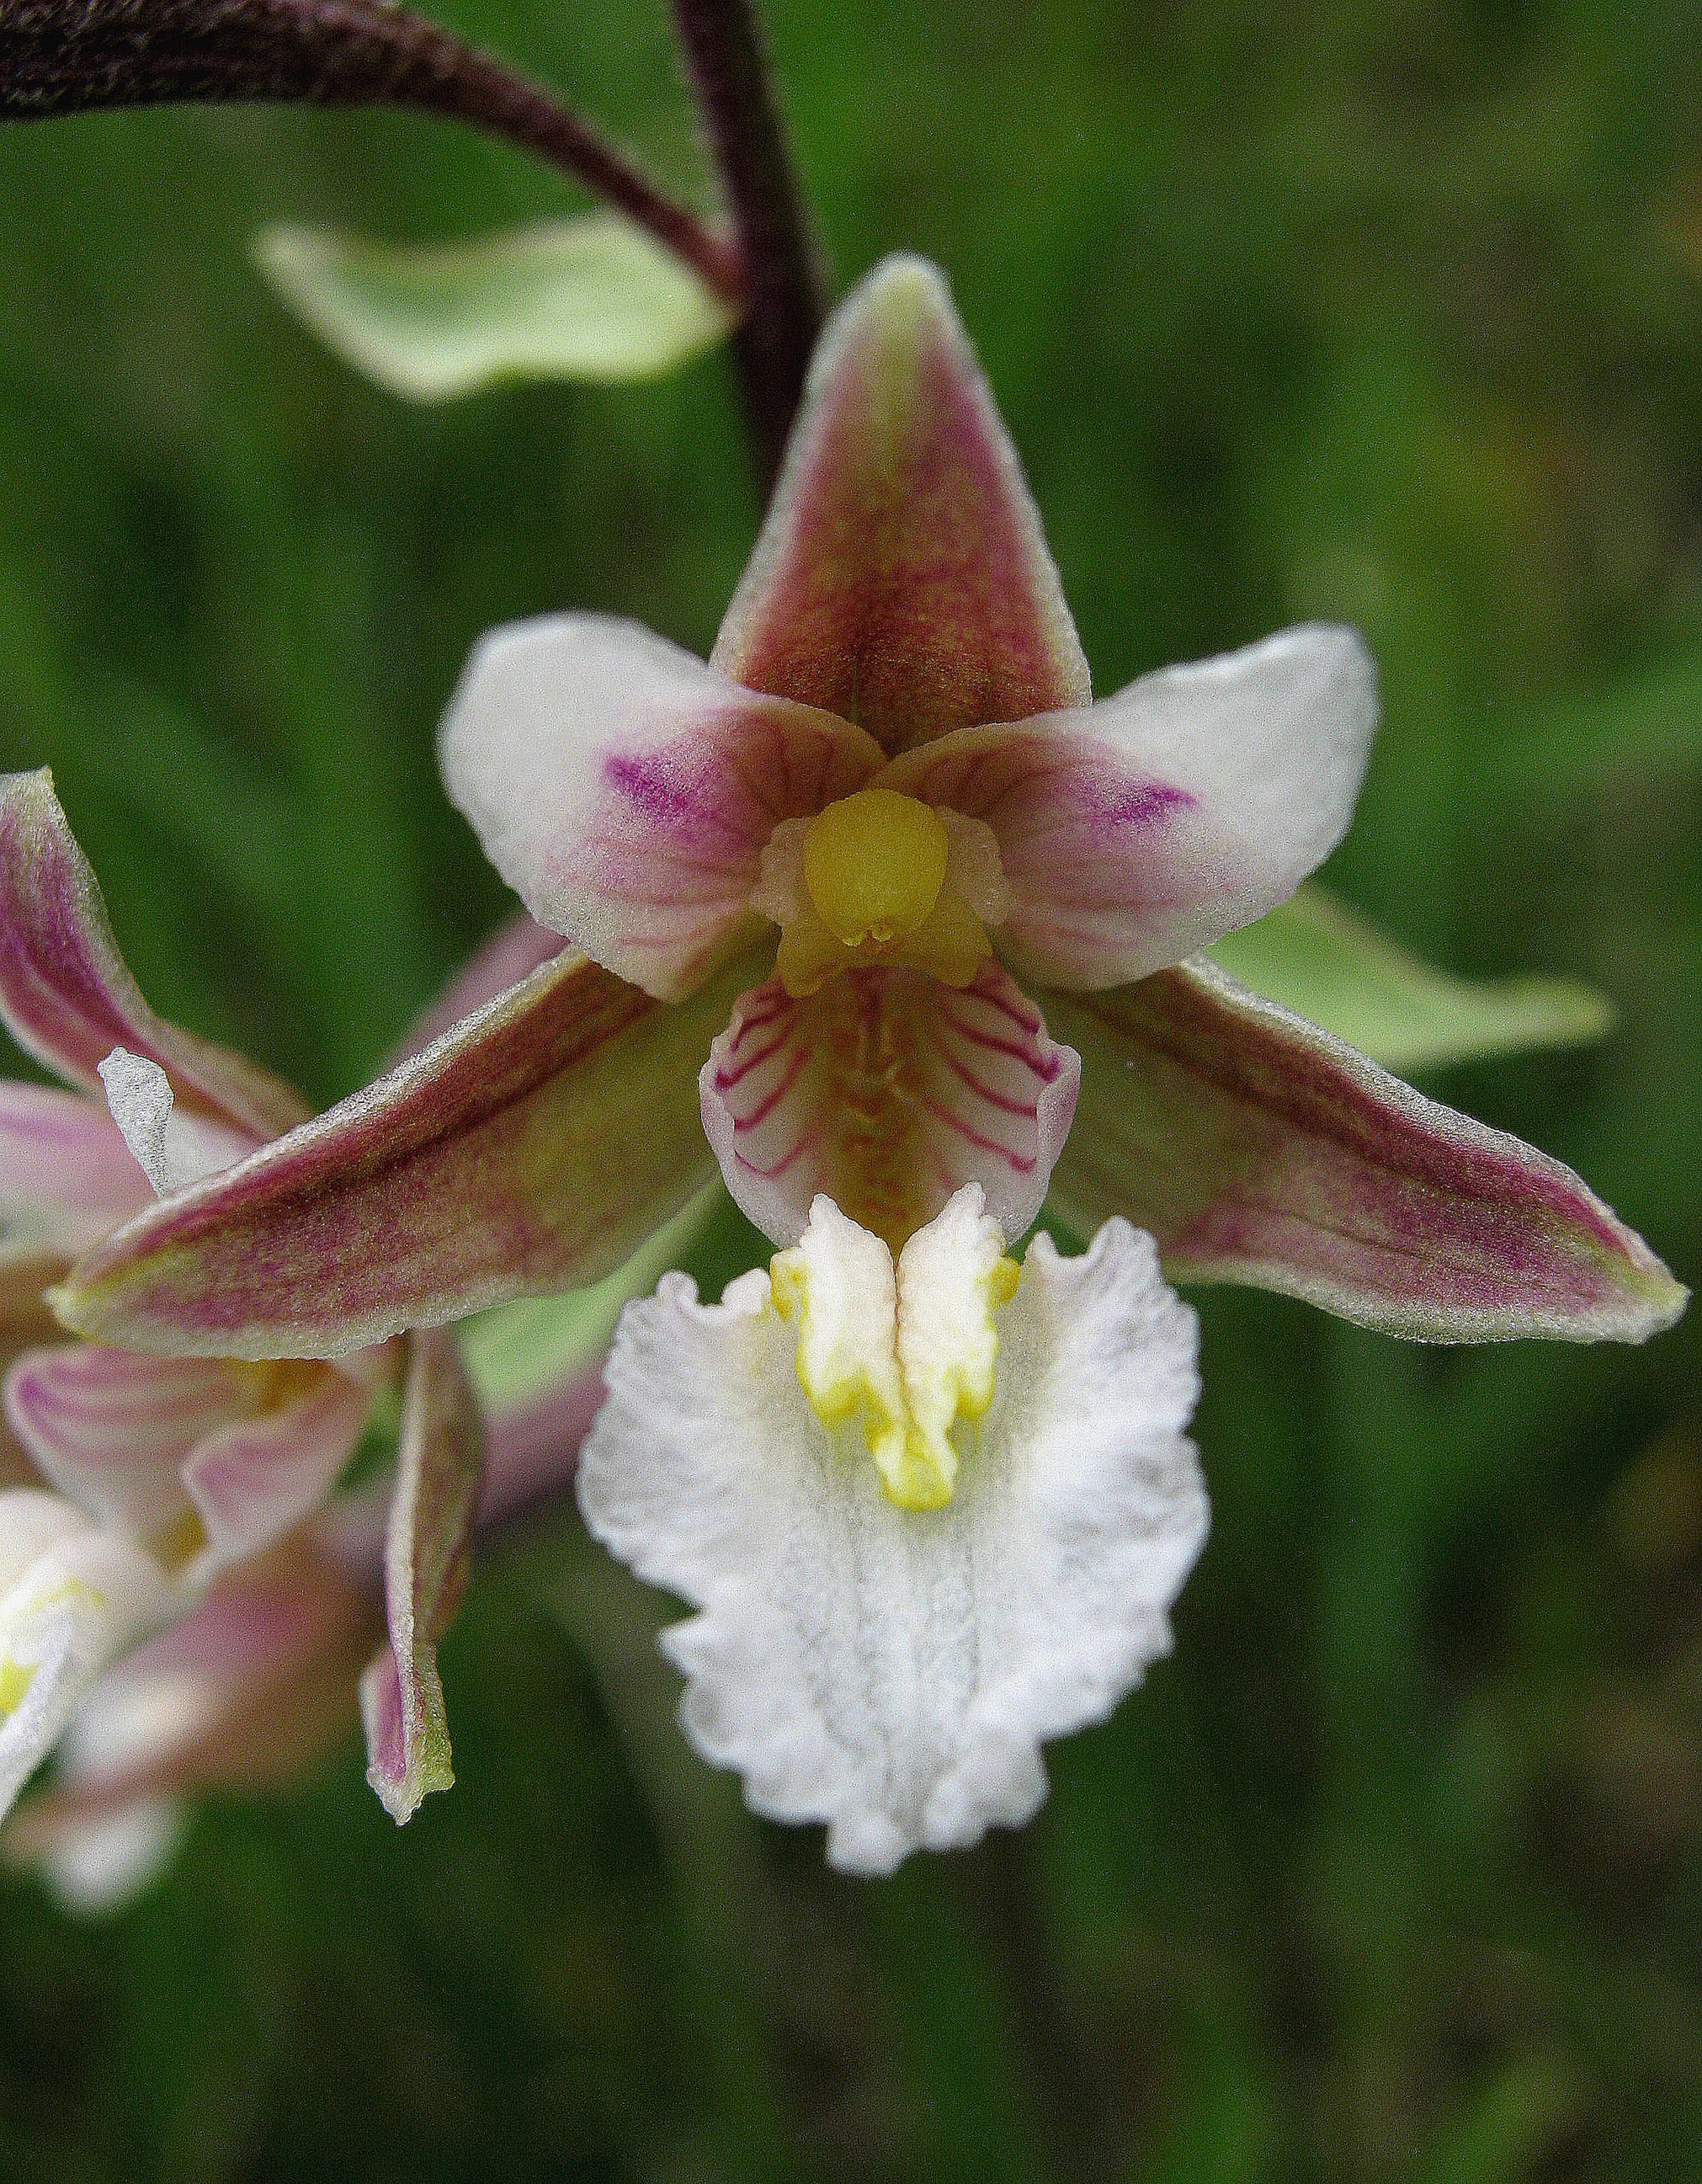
[802,787,948,948]
[755,788,1011,1000]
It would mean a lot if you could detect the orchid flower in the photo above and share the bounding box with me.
[48,253,1685,1358]
[434,241,1372,1260]
[15,256,1686,1883]
[0,770,487,1825]
[0,937,715,1879]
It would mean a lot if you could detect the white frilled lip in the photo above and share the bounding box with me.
[577,1189,1208,1875]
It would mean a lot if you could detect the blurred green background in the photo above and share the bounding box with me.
[2,1,1700,2176]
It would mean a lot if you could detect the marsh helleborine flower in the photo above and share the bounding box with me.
[3,1524,385,1909]
[39,255,1685,1867]
[4,1340,617,1909]
[434,253,1379,1261]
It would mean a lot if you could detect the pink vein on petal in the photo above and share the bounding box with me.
[700,958,1079,1249]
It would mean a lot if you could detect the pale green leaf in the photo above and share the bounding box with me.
[254,213,738,401]
[1208,886,1615,1075]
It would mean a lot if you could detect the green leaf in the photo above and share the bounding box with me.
[1208,886,1615,1074]
[254,213,739,401]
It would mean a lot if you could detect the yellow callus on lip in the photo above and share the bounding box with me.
[770,787,998,997]
[770,1191,1019,1511]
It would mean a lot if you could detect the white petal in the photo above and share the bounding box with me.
[0,1490,86,1592]
[31,1661,200,1911]
[578,1212,1206,1874]
[98,1048,252,1197]
[61,1661,224,1778]
[38,1800,186,1914]
[0,1491,177,1820]
[882,624,1378,987]
[438,614,882,1001]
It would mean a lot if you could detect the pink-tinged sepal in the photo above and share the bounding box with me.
[51,948,758,1359]
[439,619,883,1000]
[712,257,1091,754]
[700,960,1080,1251]
[362,1331,484,1822]
[0,771,307,1138]
[1047,958,1688,1342]
[0,1083,152,1258]
[882,625,1378,989]
[392,914,566,1063]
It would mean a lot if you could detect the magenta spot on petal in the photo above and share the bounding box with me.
[1084,775,1195,834]
[603,747,732,843]
[607,751,686,821]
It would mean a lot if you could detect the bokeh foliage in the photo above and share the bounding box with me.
[1,0,1700,2176]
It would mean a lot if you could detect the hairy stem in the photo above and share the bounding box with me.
[0,0,744,303]
[669,0,823,484]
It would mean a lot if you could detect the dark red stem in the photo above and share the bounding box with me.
[0,0,745,304]
[668,0,823,485]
